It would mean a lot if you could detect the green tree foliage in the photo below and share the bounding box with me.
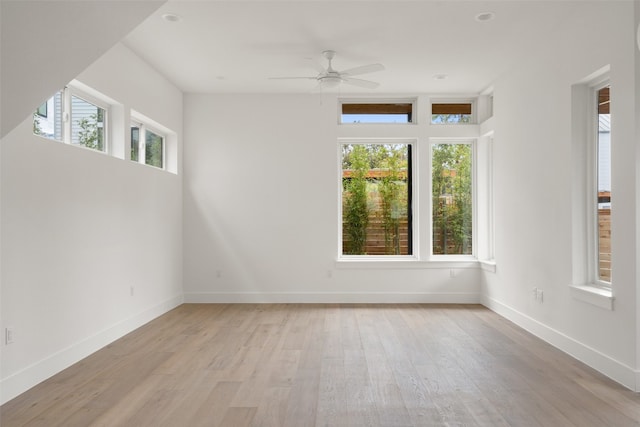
[431,114,472,124]
[343,145,370,254]
[33,113,42,135]
[378,145,405,254]
[77,111,104,151]
[131,127,140,162]
[145,131,163,168]
[432,143,472,254]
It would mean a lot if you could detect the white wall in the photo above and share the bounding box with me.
[635,0,640,390]
[0,0,165,138]
[0,43,183,404]
[183,93,481,303]
[482,1,639,390]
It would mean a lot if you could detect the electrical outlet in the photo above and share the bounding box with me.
[537,289,544,303]
[130,286,134,296]
[5,327,14,345]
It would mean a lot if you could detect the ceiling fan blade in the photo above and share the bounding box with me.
[340,63,385,76]
[268,76,317,80]
[342,77,380,89]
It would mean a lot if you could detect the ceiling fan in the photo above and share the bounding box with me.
[270,50,384,90]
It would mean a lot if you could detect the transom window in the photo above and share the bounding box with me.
[341,102,414,124]
[33,86,108,153]
[431,102,473,124]
[131,119,165,169]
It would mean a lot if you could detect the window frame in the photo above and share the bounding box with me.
[430,99,476,125]
[337,138,417,260]
[588,79,612,290]
[429,139,477,260]
[339,98,418,125]
[67,87,109,153]
[33,83,111,154]
[130,113,167,170]
[569,67,613,310]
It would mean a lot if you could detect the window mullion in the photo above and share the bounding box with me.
[62,88,71,144]
[139,125,147,165]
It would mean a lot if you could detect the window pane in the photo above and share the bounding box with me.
[341,144,411,255]
[71,95,105,151]
[342,114,410,124]
[341,103,412,123]
[131,125,140,162]
[431,103,472,124]
[432,143,473,255]
[145,129,164,168]
[33,92,63,141]
[597,86,611,283]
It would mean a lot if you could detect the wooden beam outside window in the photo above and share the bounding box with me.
[432,103,472,115]
[342,103,412,115]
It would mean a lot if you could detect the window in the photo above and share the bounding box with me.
[131,118,165,169]
[70,94,106,151]
[569,69,613,308]
[341,142,412,255]
[595,84,611,284]
[432,141,473,255]
[33,91,63,141]
[33,86,108,152]
[341,101,414,123]
[431,102,473,124]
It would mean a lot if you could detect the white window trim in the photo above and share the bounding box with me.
[587,79,611,290]
[428,138,477,260]
[33,81,113,155]
[67,87,110,153]
[130,111,168,170]
[569,284,613,310]
[477,132,495,266]
[570,67,613,310]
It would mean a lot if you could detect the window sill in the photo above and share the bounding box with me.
[479,259,497,273]
[335,256,479,270]
[569,284,614,310]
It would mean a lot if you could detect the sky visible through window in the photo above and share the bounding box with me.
[341,114,410,124]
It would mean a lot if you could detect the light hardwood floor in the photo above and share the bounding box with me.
[2,304,640,426]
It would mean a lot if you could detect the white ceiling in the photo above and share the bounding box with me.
[123,1,580,95]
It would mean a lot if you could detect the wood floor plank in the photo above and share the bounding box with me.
[249,387,291,427]
[2,304,640,427]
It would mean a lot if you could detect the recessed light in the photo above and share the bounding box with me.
[162,13,182,23]
[475,12,495,22]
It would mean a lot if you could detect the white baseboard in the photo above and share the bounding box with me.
[482,295,638,392]
[0,294,183,405]
[184,291,481,304]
